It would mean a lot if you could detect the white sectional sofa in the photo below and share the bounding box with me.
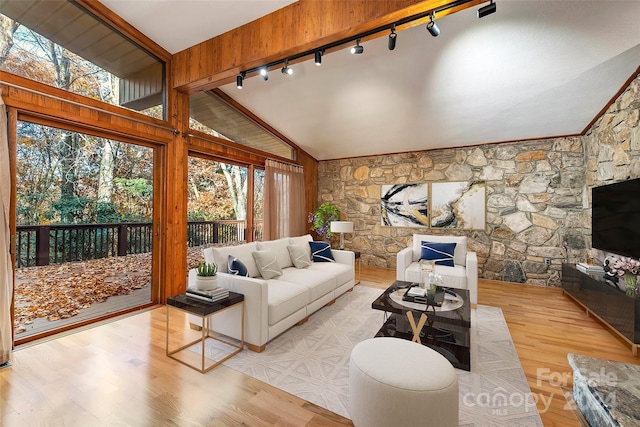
[188,234,355,352]
[396,234,478,305]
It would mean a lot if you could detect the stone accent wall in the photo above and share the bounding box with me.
[317,72,640,287]
[585,76,640,189]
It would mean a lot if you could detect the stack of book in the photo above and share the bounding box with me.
[406,286,427,297]
[576,262,605,275]
[186,287,230,303]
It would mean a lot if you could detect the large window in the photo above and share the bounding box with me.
[185,155,269,271]
[187,157,249,253]
[189,91,294,160]
[14,121,154,340]
[0,1,165,118]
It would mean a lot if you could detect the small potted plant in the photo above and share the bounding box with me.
[196,261,218,291]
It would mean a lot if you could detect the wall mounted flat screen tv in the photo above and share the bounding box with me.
[592,178,640,259]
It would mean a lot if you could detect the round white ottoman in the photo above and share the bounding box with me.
[349,337,458,427]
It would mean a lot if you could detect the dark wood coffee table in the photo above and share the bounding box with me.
[372,280,471,371]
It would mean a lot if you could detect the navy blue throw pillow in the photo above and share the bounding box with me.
[309,241,335,262]
[420,241,456,267]
[228,255,249,276]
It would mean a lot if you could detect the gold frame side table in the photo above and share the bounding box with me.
[166,292,244,373]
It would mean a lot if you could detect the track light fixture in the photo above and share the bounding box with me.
[388,25,397,51]
[478,0,496,18]
[350,39,364,55]
[426,13,440,37]
[237,0,489,90]
[281,59,293,75]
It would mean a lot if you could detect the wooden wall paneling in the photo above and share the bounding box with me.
[172,0,477,92]
[162,88,190,301]
[162,134,189,300]
[297,150,319,233]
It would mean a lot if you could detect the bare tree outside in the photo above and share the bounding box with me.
[221,163,248,220]
[3,15,157,338]
[0,15,19,65]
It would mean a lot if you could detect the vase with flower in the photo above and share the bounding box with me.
[608,256,640,297]
[308,202,340,241]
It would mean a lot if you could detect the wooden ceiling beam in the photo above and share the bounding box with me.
[172,0,482,93]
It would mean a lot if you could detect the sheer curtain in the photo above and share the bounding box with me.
[0,96,12,366]
[264,159,306,240]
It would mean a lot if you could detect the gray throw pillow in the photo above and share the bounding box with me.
[288,245,312,269]
[252,250,282,279]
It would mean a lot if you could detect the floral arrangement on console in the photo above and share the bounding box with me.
[308,202,340,241]
[607,256,640,297]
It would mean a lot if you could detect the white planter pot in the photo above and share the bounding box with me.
[195,275,218,291]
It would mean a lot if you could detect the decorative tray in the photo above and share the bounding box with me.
[402,284,445,306]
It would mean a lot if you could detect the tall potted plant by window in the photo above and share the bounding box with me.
[308,202,340,241]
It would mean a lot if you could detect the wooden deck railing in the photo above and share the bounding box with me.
[16,219,263,268]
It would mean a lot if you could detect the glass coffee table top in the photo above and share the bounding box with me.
[372,280,470,328]
[372,280,471,371]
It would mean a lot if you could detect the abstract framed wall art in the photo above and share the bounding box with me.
[381,183,429,227]
[430,181,486,230]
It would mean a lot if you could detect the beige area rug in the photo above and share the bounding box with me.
[193,285,543,426]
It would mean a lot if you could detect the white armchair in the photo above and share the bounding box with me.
[396,234,478,305]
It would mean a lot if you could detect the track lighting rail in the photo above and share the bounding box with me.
[237,0,492,84]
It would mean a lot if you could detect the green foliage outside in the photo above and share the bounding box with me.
[15,121,155,226]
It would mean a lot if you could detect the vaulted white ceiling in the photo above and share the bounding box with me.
[100,0,640,160]
[99,0,297,55]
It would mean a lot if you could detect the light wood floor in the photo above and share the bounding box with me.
[3,265,638,426]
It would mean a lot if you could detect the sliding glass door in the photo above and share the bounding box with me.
[14,121,155,341]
